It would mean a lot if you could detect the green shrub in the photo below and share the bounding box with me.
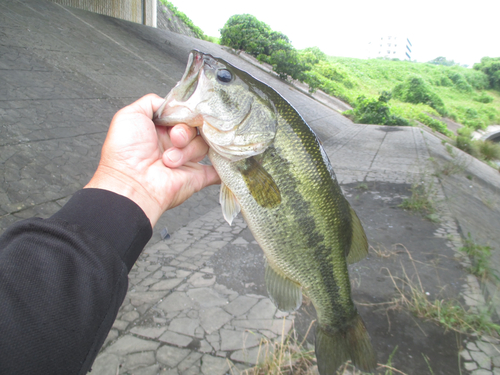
[417,113,453,136]
[473,57,500,90]
[477,140,500,161]
[448,72,473,92]
[392,75,447,116]
[159,0,206,40]
[348,92,410,126]
[474,92,494,103]
[455,136,478,156]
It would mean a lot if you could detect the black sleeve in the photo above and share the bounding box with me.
[0,189,152,375]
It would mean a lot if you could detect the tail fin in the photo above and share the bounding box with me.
[315,314,377,374]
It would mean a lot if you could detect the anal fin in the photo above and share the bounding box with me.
[265,262,302,312]
[346,206,369,264]
[220,182,240,226]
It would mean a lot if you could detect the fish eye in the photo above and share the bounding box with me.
[217,69,232,83]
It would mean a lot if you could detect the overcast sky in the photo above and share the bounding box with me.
[169,0,499,67]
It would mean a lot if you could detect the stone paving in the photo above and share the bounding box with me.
[91,209,294,375]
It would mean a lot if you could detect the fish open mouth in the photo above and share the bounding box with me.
[153,50,206,126]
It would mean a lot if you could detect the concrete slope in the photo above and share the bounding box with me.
[2,1,500,374]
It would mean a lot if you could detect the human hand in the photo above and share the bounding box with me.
[85,94,220,227]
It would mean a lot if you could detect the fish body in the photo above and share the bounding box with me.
[155,50,376,373]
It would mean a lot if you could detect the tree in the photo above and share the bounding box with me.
[428,56,457,66]
[220,14,309,82]
[220,14,274,57]
[473,57,500,90]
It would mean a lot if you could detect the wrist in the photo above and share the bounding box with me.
[84,165,162,227]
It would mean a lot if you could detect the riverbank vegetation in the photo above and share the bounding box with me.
[217,14,500,164]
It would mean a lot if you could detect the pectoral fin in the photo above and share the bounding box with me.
[220,182,240,226]
[237,157,281,208]
[265,262,302,312]
[346,206,369,264]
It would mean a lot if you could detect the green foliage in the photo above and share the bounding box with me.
[392,75,447,116]
[476,140,500,161]
[475,92,494,103]
[455,136,478,156]
[460,233,499,282]
[428,56,457,66]
[348,92,410,126]
[159,0,206,40]
[473,57,500,90]
[220,14,309,82]
[417,114,453,136]
[269,49,310,81]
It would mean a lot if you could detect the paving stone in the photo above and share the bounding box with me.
[247,299,277,320]
[201,354,234,375]
[105,335,160,356]
[129,291,169,306]
[223,295,259,316]
[89,353,120,375]
[232,237,248,245]
[188,272,216,287]
[195,326,205,338]
[206,332,221,351]
[132,364,161,375]
[199,307,233,334]
[220,328,261,351]
[159,368,179,375]
[150,278,184,291]
[232,319,273,331]
[199,339,214,353]
[122,351,156,370]
[471,350,492,370]
[158,331,193,347]
[169,317,200,336]
[465,361,479,371]
[461,349,473,361]
[103,329,119,347]
[187,287,228,307]
[477,341,500,357]
[157,292,195,312]
[130,325,168,339]
[230,345,269,365]
[468,342,480,351]
[177,351,203,372]
[156,345,191,368]
[471,370,493,375]
[121,310,140,322]
[494,356,500,367]
[112,319,129,331]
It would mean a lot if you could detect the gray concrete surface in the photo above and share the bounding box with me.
[2,1,500,374]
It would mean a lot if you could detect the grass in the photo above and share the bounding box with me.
[316,57,500,129]
[459,233,500,283]
[387,245,500,337]
[236,320,316,375]
[399,178,437,222]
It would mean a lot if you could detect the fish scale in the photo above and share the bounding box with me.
[155,50,377,374]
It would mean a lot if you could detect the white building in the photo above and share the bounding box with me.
[368,36,412,61]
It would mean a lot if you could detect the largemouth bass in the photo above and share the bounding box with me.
[154,50,377,373]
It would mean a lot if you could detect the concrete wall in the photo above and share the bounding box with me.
[48,0,157,27]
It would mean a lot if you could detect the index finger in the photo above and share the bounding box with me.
[169,124,198,149]
[124,93,166,119]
